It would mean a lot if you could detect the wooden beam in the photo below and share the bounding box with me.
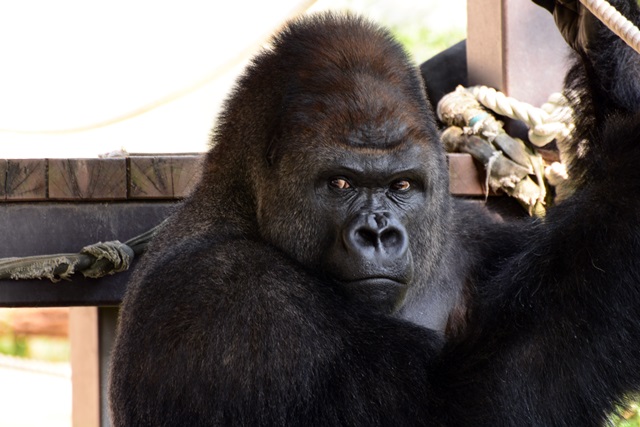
[49,159,127,200]
[467,0,569,106]
[70,307,100,427]
[448,153,486,196]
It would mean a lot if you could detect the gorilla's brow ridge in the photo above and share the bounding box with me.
[344,127,406,149]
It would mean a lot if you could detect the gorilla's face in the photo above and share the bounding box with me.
[314,143,432,313]
[256,140,445,314]
[254,76,449,314]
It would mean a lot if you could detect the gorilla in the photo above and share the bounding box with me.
[109,0,640,425]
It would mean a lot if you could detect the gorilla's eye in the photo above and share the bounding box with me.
[330,178,351,190]
[390,180,411,192]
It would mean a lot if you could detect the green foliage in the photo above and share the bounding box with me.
[611,402,640,427]
[0,334,28,357]
[0,334,69,362]
[314,0,466,64]
[389,24,465,63]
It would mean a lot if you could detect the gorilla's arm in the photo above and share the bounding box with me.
[544,0,640,179]
[109,234,441,426]
[438,1,640,424]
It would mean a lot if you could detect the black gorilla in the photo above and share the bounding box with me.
[109,0,640,425]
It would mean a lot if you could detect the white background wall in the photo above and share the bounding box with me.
[0,0,466,158]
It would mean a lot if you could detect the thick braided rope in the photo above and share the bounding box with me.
[580,0,640,55]
[466,0,640,146]
[468,86,573,146]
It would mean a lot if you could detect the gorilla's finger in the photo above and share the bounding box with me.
[557,0,580,12]
[532,0,556,13]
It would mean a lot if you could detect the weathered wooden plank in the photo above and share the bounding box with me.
[48,158,127,200]
[171,155,202,198]
[0,159,7,200]
[448,153,485,196]
[0,154,489,201]
[467,0,568,106]
[5,159,47,200]
[128,155,201,199]
[70,307,100,427]
[466,0,504,93]
[128,156,172,198]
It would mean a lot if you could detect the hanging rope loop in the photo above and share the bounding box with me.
[468,85,575,147]
[580,0,640,54]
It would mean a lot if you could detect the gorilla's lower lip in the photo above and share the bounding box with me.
[340,277,410,296]
[345,277,408,287]
[338,277,410,313]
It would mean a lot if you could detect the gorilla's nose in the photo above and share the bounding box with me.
[346,212,409,258]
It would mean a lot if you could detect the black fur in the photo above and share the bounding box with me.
[109,2,640,425]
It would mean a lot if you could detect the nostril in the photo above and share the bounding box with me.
[380,228,402,249]
[356,228,379,247]
[343,212,408,256]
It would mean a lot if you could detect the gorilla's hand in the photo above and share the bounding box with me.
[532,0,599,52]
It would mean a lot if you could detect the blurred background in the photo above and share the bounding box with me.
[0,0,465,158]
[0,1,466,426]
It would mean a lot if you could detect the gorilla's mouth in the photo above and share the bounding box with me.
[346,277,408,287]
[339,277,409,313]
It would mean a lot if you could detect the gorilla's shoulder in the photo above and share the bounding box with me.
[125,233,337,316]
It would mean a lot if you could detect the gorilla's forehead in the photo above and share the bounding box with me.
[287,72,431,150]
[343,119,411,148]
[291,140,435,178]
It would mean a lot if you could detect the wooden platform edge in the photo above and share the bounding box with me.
[0,153,486,201]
